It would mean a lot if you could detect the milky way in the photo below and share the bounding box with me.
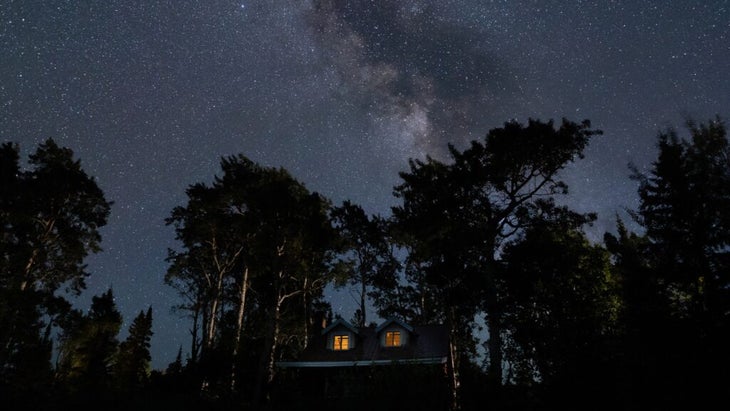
[2,0,728,368]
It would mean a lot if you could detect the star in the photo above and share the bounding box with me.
[1,0,728,369]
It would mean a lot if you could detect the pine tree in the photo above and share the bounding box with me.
[57,289,122,394]
[633,119,730,319]
[115,307,153,392]
[623,118,730,408]
[166,346,184,375]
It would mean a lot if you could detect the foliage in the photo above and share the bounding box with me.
[500,203,622,406]
[331,200,398,327]
[57,289,123,394]
[0,139,111,400]
[5,118,730,410]
[165,154,338,400]
[0,140,111,294]
[115,307,154,391]
[607,118,730,408]
[388,118,601,391]
[631,118,730,319]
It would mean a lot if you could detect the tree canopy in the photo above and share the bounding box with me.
[388,118,601,393]
[165,154,338,402]
[3,117,729,411]
[0,139,111,403]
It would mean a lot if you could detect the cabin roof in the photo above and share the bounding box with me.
[279,321,449,368]
[321,318,359,336]
[375,318,414,334]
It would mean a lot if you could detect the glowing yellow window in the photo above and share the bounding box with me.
[385,331,401,347]
[333,335,349,350]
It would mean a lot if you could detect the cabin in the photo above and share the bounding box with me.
[274,318,452,410]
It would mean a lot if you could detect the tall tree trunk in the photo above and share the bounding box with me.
[360,273,367,327]
[485,289,503,386]
[200,271,224,392]
[20,248,39,291]
[20,218,56,291]
[190,302,201,364]
[253,293,284,409]
[266,296,283,385]
[302,278,309,349]
[230,266,250,391]
[484,242,503,386]
[446,308,461,411]
[199,299,209,360]
[204,270,225,352]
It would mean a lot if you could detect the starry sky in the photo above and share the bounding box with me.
[2,0,729,369]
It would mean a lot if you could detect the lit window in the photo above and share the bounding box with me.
[333,335,349,350]
[385,331,401,347]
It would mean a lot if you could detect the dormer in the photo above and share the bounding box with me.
[375,318,414,348]
[322,319,359,351]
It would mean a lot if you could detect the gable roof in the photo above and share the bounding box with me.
[375,318,414,334]
[321,318,359,336]
[278,322,449,368]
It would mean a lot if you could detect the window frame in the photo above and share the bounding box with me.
[384,330,401,347]
[333,334,350,351]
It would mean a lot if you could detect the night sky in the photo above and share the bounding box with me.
[2,1,729,369]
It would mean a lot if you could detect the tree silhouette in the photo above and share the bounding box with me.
[390,118,600,400]
[331,200,398,328]
[632,118,730,320]
[612,118,730,408]
[500,202,621,408]
[115,307,153,392]
[167,155,337,405]
[0,139,111,402]
[57,289,122,396]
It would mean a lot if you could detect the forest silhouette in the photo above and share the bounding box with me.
[1,118,729,410]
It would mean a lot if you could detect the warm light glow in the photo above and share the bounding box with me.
[333,334,349,350]
[385,331,401,347]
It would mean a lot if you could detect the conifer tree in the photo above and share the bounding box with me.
[115,307,153,391]
[617,118,730,408]
[166,346,184,375]
[57,289,122,394]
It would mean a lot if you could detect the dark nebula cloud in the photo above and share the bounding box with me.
[307,0,512,157]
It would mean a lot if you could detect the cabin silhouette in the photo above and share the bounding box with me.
[275,318,452,410]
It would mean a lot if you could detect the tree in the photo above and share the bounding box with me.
[604,218,670,409]
[166,346,184,375]
[166,181,246,368]
[632,118,730,320]
[0,139,111,293]
[389,154,489,409]
[57,289,122,395]
[166,155,337,404]
[0,139,111,392]
[500,202,621,408]
[166,155,275,392]
[244,163,336,407]
[390,118,600,397]
[331,201,398,328]
[115,307,153,392]
[617,118,730,408]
